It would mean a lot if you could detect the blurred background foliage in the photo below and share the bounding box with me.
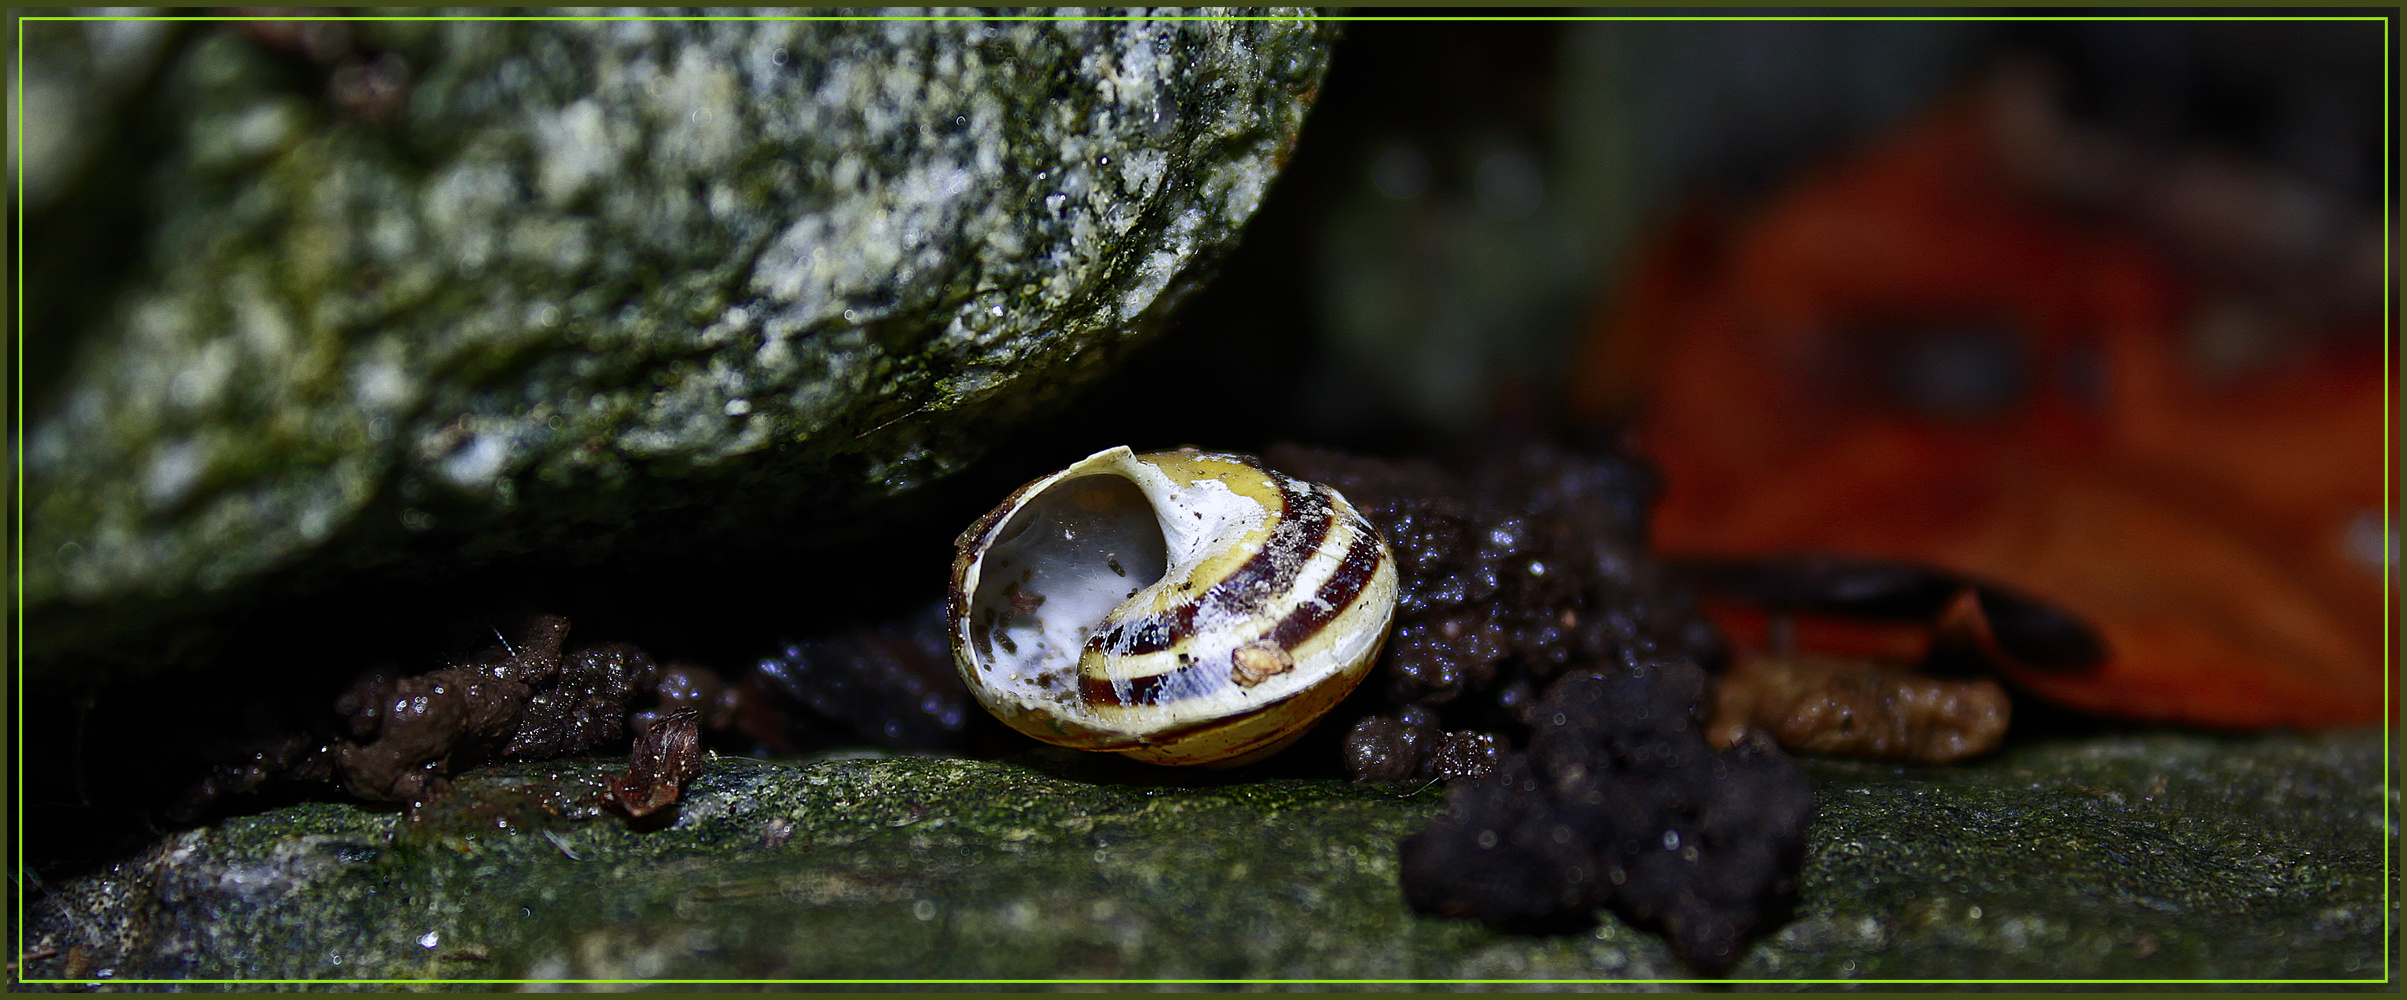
[1059,12,2385,453]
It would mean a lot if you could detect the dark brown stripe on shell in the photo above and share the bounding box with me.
[1085,477,1334,661]
[1262,518,1386,651]
[1080,507,1386,711]
[1080,668,1168,708]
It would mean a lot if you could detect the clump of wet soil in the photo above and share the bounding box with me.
[175,612,706,823]
[1261,441,1725,773]
[1265,439,1814,969]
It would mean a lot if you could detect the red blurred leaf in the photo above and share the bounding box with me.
[1578,95,2389,729]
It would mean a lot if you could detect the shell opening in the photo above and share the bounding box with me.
[951,446,1395,766]
[968,473,1171,691]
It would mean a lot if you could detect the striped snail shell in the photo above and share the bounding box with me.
[947,445,1398,767]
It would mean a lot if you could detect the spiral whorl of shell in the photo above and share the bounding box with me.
[948,446,1398,766]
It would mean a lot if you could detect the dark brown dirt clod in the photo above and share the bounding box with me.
[1340,715,1427,782]
[1401,667,1815,971]
[1427,728,1503,779]
[1270,439,1812,971]
[1264,440,1725,776]
[172,613,679,812]
[327,613,662,803]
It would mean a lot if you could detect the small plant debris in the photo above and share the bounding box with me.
[609,709,706,819]
[1709,651,2010,764]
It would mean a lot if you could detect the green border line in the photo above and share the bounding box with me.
[8,7,2397,990]
[2383,7,2396,990]
[11,9,21,994]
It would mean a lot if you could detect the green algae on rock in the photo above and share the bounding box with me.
[20,10,1336,663]
[18,731,2389,985]
[1743,730,2394,984]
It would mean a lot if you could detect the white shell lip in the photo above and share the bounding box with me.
[947,445,1397,757]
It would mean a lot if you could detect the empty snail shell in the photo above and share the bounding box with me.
[947,446,1399,767]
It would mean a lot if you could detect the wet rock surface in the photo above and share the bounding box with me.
[19,11,1334,666]
[18,730,2389,987]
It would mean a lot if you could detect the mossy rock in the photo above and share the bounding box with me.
[18,730,2389,987]
[18,10,1335,666]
